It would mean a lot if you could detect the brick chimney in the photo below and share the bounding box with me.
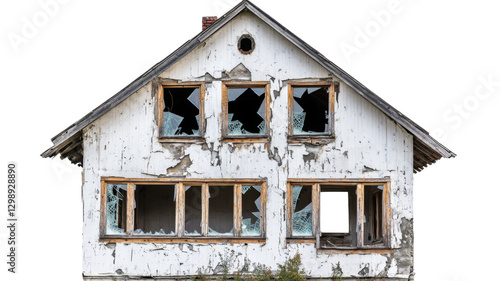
[202,16,217,30]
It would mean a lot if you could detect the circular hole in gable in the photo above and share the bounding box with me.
[238,35,255,54]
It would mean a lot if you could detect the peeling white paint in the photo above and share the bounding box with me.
[81,11,413,280]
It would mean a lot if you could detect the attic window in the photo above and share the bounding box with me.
[222,82,270,139]
[159,83,205,139]
[238,35,255,54]
[289,83,335,137]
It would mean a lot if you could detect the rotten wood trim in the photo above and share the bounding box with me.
[356,183,364,248]
[234,184,242,237]
[202,183,209,236]
[318,248,395,255]
[99,181,107,238]
[221,81,271,138]
[286,182,293,237]
[126,183,135,235]
[287,82,336,137]
[158,82,205,140]
[99,238,266,243]
[102,177,266,184]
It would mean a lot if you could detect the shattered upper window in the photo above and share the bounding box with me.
[292,86,330,135]
[134,185,176,235]
[241,185,261,236]
[162,87,201,137]
[185,185,202,236]
[208,186,234,236]
[227,86,267,136]
[292,185,313,236]
[106,184,127,235]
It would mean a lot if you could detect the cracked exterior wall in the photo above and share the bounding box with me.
[81,11,413,280]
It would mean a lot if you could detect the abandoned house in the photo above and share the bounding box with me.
[41,1,455,280]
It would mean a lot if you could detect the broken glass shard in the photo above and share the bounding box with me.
[292,185,313,236]
[292,87,329,135]
[228,87,266,135]
[163,87,200,136]
[106,184,127,235]
[242,185,261,236]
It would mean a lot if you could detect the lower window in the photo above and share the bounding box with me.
[101,179,266,240]
[287,180,390,249]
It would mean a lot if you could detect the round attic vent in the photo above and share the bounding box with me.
[238,34,255,54]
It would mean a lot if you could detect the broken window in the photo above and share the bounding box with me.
[364,185,384,246]
[101,179,266,240]
[184,185,202,236]
[290,84,333,136]
[319,186,357,248]
[291,185,313,236]
[287,181,389,249]
[209,186,234,236]
[241,185,261,236]
[134,185,176,235]
[223,83,269,137]
[106,184,127,235]
[160,84,204,138]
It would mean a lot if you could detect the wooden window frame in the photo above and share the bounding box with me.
[158,82,205,142]
[100,177,267,243]
[287,82,336,142]
[286,179,391,250]
[221,81,271,142]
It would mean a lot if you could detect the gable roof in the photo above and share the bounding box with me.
[41,0,455,172]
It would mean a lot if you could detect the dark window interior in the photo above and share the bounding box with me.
[241,185,261,236]
[208,186,234,236]
[292,185,313,236]
[319,186,357,248]
[134,185,176,235]
[185,185,202,236]
[227,87,266,135]
[364,185,384,246]
[162,87,200,136]
[292,86,329,134]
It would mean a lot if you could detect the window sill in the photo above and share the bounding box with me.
[286,238,391,254]
[221,136,269,143]
[100,237,266,243]
[287,135,335,145]
[158,137,205,143]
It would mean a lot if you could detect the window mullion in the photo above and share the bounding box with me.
[234,184,242,237]
[312,183,320,247]
[383,182,391,247]
[260,182,267,237]
[126,183,135,235]
[286,182,292,237]
[356,184,364,248]
[176,183,185,237]
[201,183,209,236]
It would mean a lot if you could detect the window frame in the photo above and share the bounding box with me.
[286,179,391,250]
[221,81,271,142]
[99,178,267,243]
[287,82,336,140]
[158,82,205,142]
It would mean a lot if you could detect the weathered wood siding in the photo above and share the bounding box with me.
[81,11,413,279]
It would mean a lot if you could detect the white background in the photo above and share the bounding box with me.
[0,0,498,280]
